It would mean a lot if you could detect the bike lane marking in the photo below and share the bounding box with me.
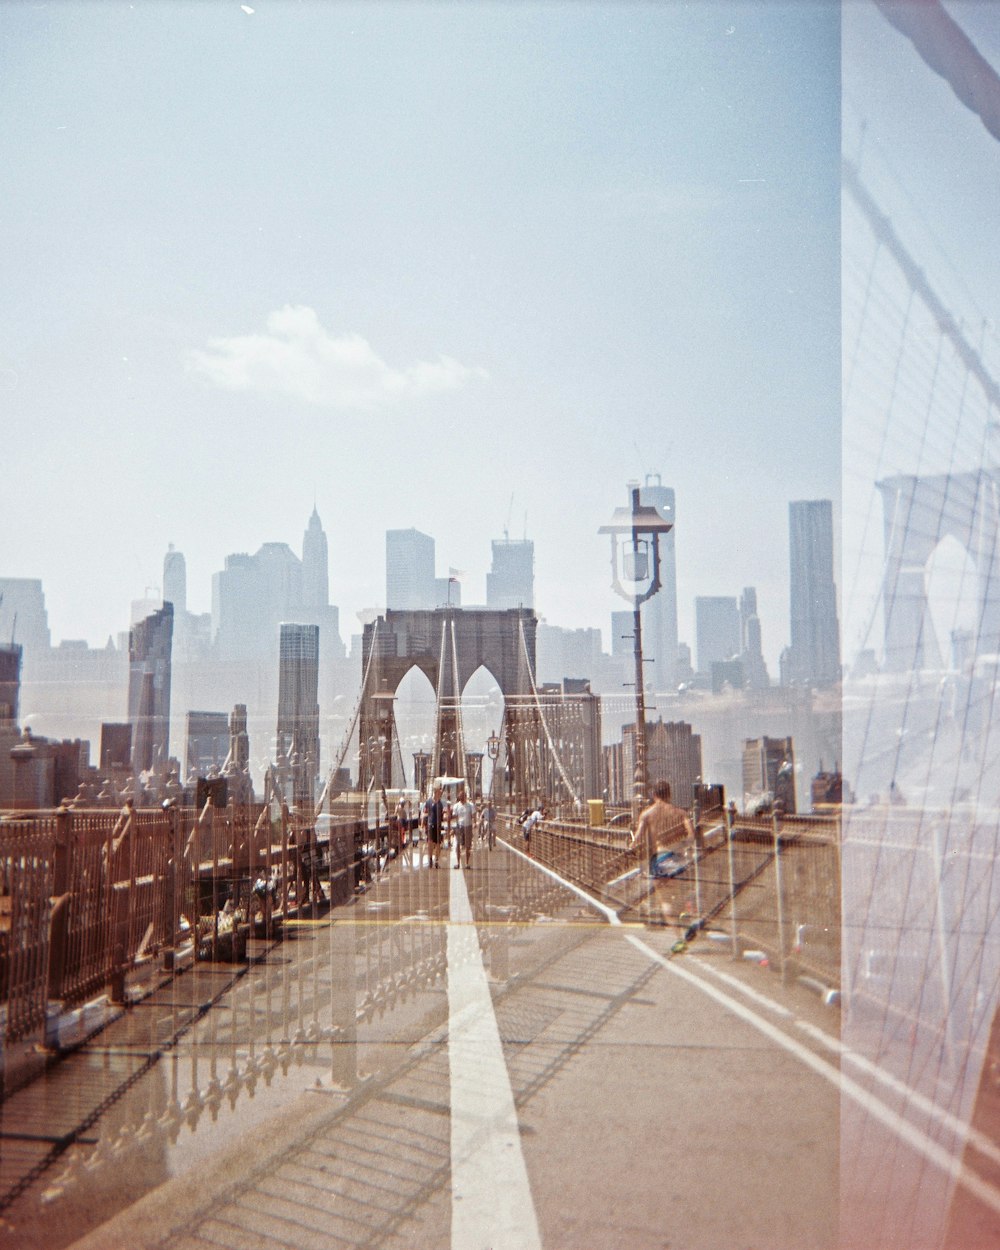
[627,931,1000,1220]
[448,863,542,1250]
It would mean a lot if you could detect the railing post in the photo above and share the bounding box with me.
[280,802,290,918]
[725,802,739,961]
[162,802,180,970]
[773,809,787,984]
[47,805,72,1003]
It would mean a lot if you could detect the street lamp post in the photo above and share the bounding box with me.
[600,484,674,824]
[486,729,501,801]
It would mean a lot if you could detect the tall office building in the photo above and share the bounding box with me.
[743,735,797,814]
[638,475,679,691]
[610,610,633,660]
[0,644,21,726]
[486,538,534,609]
[128,603,173,773]
[386,528,436,609]
[0,579,51,659]
[695,596,740,675]
[786,500,841,687]
[100,722,132,772]
[302,506,330,609]
[276,623,320,803]
[163,545,187,615]
[212,542,303,660]
[186,710,230,778]
[739,587,770,689]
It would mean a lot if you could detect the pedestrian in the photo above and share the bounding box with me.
[451,786,476,869]
[393,795,407,862]
[482,797,497,850]
[521,804,542,854]
[424,785,445,868]
[630,780,695,925]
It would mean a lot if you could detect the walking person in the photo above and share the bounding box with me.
[424,785,445,868]
[630,780,695,925]
[482,797,497,850]
[451,786,476,869]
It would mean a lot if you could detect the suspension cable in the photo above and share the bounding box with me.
[517,616,582,807]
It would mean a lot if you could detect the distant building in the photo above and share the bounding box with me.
[212,543,302,661]
[385,528,459,610]
[614,718,702,809]
[163,544,187,615]
[811,764,852,809]
[696,597,740,676]
[186,710,230,778]
[100,722,132,773]
[0,578,51,661]
[610,611,633,660]
[739,587,770,689]
[0,644,21,726]
[225,703,254,804]
[536,623,604,687]
[386,528,436,610]
[742,735,796,814]
[276,623,320,804]
[302,506,330,609]
[785,500,841,687]
[486,538,534,609]
[711,658,745,694]
[4,730,90,810]
[128,604,173,774]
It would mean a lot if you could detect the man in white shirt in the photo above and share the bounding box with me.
[451,787,476,869]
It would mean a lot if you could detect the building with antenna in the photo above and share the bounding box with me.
[486,537,533,609]
[0,578,51,661]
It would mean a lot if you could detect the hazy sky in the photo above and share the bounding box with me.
[2,1,841,668]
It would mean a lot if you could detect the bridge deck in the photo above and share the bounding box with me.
[0,837,987,1250]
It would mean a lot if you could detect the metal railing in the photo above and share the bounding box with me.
[0,804,373,1051]
[522,807,842,989]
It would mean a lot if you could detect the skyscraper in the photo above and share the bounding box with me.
[695,596,740,675]
[0,578,51,660]
[786,500,841,687]
[0,643,21,726]
[638,474,679,691]
[302,506,330,609]
[739,587,770,689]
[163,545,187,615]
[486,538,534,609]
[212,542,303,660]
[276,623,320,803]
[128,603,173,773]
[185,710,230,778]
[386,528,436,609]
[743,735,797,814]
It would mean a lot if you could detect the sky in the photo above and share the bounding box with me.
[1,0,842,670]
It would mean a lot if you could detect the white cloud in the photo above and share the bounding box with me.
[186,306,488,410]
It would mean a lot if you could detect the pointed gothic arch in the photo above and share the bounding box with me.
[358,608,536,794]
[879,470,1000,671]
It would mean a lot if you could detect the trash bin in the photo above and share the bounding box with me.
[587,799,606,827]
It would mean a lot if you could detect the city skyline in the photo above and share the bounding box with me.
[3,489,834,680]
[3,2,840,681]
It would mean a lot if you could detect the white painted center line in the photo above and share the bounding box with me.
[627,932,1000,1220]
[448,865,542,1250]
